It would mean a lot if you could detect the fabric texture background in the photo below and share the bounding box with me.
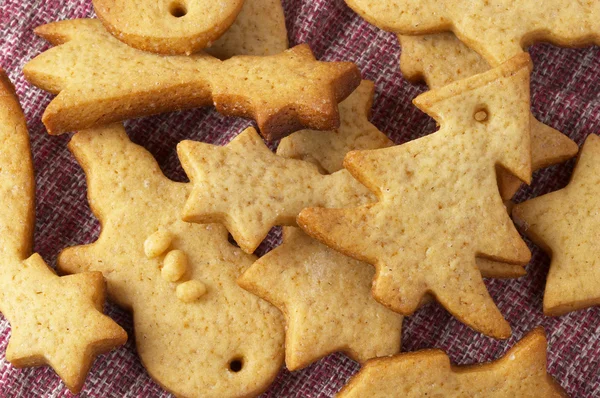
[0,0,599,396]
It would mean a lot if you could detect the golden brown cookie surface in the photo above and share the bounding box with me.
[345,0,600,65]
[0,70,127,394]
[513,134,600,316]
[58,125,285,398]
[239,227,403,370]
[299,55,534,339]
[398,33,578,200]
[338,328,567,397]
[207,0,288,59]
[178,127,374,254]
[24,19,360,140]
[94,0,245,54]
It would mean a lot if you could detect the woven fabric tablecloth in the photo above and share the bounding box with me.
[1,0,599,397]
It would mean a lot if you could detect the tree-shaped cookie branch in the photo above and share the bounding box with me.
[345,0,600,66]
[513,134,600,316]
[57,124,284,398]
[398,33,578,200]
[299,54,534,339]
[338,327,567,397]
[23,19,360,141]
[177,127,375,254]
[0,71,126,393]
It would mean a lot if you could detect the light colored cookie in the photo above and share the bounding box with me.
[57,125,285,398]
[513,134,600,316]
[23,19,360,140]
[276,79,523,279]
[299,54,534,339]
[207,0,288,59]
[93,0,244,54]
[238,227,402,370]
[344,0,600,66]
[277,80,394,174]
[338,327,567,397]
[398,33,578,199]
[177,127,375,254]
[0,70,127,394]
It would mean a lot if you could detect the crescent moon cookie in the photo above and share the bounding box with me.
[299,54,534,339]
[398,32,579,200]
[513,134,600,316]
[57,124,284,398]
[337,327,567,398]
[93,0,245,54]
[23,19,360,141]
[0,70,127,393]
[344,0,600,66]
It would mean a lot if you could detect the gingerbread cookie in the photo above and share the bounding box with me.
[24,19,360,140]
[513,134,600,316]
[277,80,393,173]
[276,78,523,280]
[207,0,288,59]
[299,55,534,339]
[93,0,245,54]
[57,125,285,397]
[398,32,578,199]
[239,227,402,370]
[177,127,374,254]
[338,327,566,397]
[345,0,600,66]
[0,70,126,393]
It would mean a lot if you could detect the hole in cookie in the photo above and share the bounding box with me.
[474,107,489,123]
[169,2,187,17]
[229,357,244,372]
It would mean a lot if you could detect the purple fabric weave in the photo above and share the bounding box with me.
[1,0,599,396]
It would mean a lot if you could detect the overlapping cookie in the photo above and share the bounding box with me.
[206,0,288,59]
[23,19,360,140]
[344,0,600,65]
[177,127,375,254]
[238,227,403,370]
[338,327,567,397]
[278,78,525,279]
[57,125,285,397]
[93,0,245,54]
[0,70,127,393]
[398,33,578,199]
[299,54,534,339]
[513,134,600,316]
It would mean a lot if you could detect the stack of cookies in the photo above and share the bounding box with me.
[0,0,598,396]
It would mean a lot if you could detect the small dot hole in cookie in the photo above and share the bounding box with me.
[169,2,187,17]
[228,358,244,372]
[474,107,489,123]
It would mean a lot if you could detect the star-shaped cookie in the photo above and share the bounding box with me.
[299,55,533,339]
[57,125,285,398]
[238,227,402,370]
[277,80,394,173]
[338,327,567,397]
[398,32,578,199]
[177,127,374,254]
[345,0,600,66]
[0,70,127,393]
[513,134,600,316]
[24,19,360,140]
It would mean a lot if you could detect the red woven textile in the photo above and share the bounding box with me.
[1,0,599,396]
